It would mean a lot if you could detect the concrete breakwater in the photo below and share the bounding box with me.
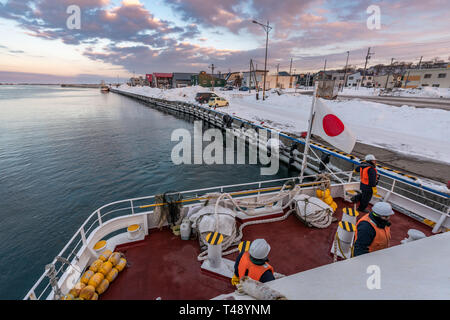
[61,84,102,88]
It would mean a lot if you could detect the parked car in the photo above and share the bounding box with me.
[195,92,218,103]
[239,86,249,91]
[208,97,229,107]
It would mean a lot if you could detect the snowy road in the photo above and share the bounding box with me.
[337,95,450,110]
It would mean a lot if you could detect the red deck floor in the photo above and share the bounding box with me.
[100,198,433,300]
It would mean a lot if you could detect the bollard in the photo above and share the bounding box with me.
[341,207,359,225]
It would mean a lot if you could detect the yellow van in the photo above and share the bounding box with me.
[208,97,229,107]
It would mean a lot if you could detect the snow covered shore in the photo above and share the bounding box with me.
[340,87,450,98]
[117,84,450,168]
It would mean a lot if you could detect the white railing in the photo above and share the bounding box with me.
[24,170,449,300]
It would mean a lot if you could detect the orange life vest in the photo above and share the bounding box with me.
[360,166,377,185]
[355,214,391,252]
[238,251,274,281]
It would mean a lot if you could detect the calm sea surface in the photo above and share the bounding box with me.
[0,85,297,299]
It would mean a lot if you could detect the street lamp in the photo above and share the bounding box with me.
[252,20,272,101]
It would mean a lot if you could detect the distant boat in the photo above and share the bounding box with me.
[100,81,110,93]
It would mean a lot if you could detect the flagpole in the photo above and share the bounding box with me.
[299,82,318,183]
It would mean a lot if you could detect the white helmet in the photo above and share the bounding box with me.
[365,154,376,161]
[372,202,394,216]
[249,239,271,260]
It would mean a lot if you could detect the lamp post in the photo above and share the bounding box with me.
[252,20,272,101]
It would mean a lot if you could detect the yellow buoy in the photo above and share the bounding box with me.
[115,258,127,272]
[69,282,86,298]
[99,249,112,262]
[108,252,121,266]
[96,279,110,295]
[91,292,99,301]
[88,272,105,289]
[79,285,96,300]
[106,268,119,283]
[316,189,323,198]
[324,189,331,198]
[331,201,338,212]
[62,294,75,300]
[324,196,334,205]
[93,240,107,252]
[89,259,103,273]
[127,224,140,232]
[99,261,113,276]
[80,270,94,285]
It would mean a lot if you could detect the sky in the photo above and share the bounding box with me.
[0,0,449,83]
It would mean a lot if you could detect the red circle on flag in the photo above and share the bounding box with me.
[323,114,344,137]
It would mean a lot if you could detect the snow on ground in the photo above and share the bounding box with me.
[340,86,450,98]
[117,85,450,166]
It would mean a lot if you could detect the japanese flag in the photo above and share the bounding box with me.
[311,99,356,154]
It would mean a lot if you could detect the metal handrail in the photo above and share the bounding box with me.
[24,170,448,300]
[24,174,320,300]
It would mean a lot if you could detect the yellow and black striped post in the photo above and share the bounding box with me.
[342,207,359,225]
[238,240,251,253]
[206,232,224,269]
[332,220,356,260]
[339,220,356,233]
[206,231,224,246]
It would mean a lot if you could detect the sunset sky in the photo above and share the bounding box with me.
[0,0,449,83]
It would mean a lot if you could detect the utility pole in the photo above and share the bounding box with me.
[361,47,374,89]
[252,20,272,100]
[276,63,279,88]
[249,59,252,93]
[250,59,259,99]
[418,56,423,69]
[404,70,411,88]
[289,58,293,88]
[208,63,215,91]
[385,58,395,90]
[322,59,327,80]
[342,51,349,92]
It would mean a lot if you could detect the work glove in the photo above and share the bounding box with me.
[372,187,378,195]
[231,275,240,286]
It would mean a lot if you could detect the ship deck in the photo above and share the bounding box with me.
[100,197,433,300]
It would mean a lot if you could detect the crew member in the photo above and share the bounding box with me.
[231,239,275,285]
[353,202,394,257]
[352,154,379,213]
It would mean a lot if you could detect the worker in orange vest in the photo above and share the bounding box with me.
[231,239,275,286]
[353,202,394,257]
[352,154,379,213]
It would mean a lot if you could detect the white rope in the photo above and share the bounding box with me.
[294,197,334,229]
[195,180,328,262]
